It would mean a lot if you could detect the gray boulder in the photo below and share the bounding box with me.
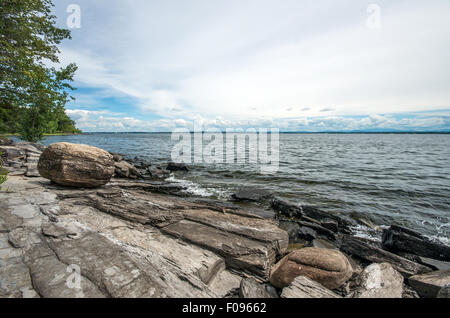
[353,263,404,298]
[38,142,115,188]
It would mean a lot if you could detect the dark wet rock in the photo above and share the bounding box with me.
[110,152,124,162]
[340,235,432,277]
[116,158,171,180]
[417,257,450,271]
[279,221,300,242]
[109,180,184,196]
[270,247,353,290]
[167,162,189,171]
[114,160,140,179]
[382,225,450,262]
[239,278,275,298]
[296,220,336,241]
[281,276,341,298]
[321,219,339,233]
[408,270,450,298]
[312,238,339,250]
[265,284,279,298]
[38,142,115,188]
[298,226,317,241]
[437,285,450,298]
[271,197,356,234]
[232,188,272,202]
[402,284,420,298]
[146,166,171,179]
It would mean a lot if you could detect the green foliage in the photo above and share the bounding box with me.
[0,0,81,141]
[0,152,7,188]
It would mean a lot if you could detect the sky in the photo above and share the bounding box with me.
[52,0,450,132]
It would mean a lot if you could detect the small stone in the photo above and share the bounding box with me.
[298,227,317,241]
[42,223,78,239]
[114,161,139,178]
[437,284,450,298]
[239,278,274,298]
[8,227,29,248]
[166,162,189,172]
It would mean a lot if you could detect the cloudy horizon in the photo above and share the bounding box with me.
[54,0,450,132]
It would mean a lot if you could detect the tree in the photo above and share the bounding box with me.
[0,0,80,140]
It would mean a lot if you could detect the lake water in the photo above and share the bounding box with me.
[36,133,450,244]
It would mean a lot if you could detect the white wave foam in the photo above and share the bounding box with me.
[165,175,230,199]
[350,224,382,242]
[427,234,450,246]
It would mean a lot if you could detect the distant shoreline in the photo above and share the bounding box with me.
[3,133,82,137]
[72,131,450,135]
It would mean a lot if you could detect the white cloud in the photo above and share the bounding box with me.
[54,0,450,129]
[67,109,449,132]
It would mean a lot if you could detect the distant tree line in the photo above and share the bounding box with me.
[0,0,81,142]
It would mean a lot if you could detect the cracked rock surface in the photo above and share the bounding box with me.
[0,175,288,298]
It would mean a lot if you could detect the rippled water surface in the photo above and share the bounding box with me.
[39,133,450,243]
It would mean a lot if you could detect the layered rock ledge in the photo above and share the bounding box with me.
[0,174,288,298]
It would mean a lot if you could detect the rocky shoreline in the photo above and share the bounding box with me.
[1,139,449,298]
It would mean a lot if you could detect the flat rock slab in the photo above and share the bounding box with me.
[409,270,450,298]
[281,276,341,298]
[180,208,288,252]
[0,257,39,298]
[162,219,276,278]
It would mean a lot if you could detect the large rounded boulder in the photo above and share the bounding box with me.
[38,142,115,188]
[270,247,353,290]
